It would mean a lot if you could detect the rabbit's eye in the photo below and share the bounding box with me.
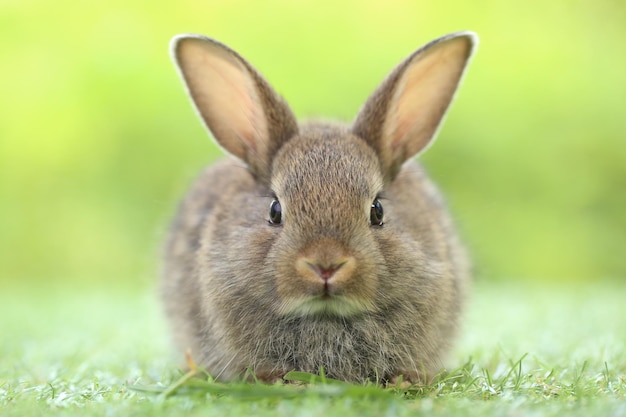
[370,199,384,226]
[269,199,282,225]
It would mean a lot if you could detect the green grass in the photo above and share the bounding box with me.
[1,281,624,416]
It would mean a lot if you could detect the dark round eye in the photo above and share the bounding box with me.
[269,199,282,225]
[370,199,384,226]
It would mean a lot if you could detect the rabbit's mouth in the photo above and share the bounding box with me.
[275,250,378,318]
[277,295,375,318]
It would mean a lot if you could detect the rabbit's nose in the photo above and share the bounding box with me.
[310,263,344,282]
[295,255,357,287]
[294,239,357,286]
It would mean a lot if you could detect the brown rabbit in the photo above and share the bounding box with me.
[163,32,477,384]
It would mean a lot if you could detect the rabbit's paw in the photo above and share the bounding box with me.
[387,372,423,389]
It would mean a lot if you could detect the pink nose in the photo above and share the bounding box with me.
[311,264,342,282]
[317,266,338,281]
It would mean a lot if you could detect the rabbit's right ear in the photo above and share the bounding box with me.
[171,35,298,180]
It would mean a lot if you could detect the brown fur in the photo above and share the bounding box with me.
[163,32,477,383]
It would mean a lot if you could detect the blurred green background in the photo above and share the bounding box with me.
[1,0,624,287]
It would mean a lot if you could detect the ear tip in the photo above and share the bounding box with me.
[169,34,238,68]
[460,31,480,50]
[427,31,478,62]
[170,34,195,62]
[450,31,480,53]
[456,31,479,42]
[169,33,222,56]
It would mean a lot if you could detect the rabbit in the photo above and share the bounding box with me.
[162,31,477,384]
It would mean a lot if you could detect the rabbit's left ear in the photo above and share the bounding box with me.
[353,32,477,181]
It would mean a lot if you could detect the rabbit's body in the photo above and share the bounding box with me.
[163,33,477,383]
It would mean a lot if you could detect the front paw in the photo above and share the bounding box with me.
[387,372,423,389]
[248,368,289,384]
